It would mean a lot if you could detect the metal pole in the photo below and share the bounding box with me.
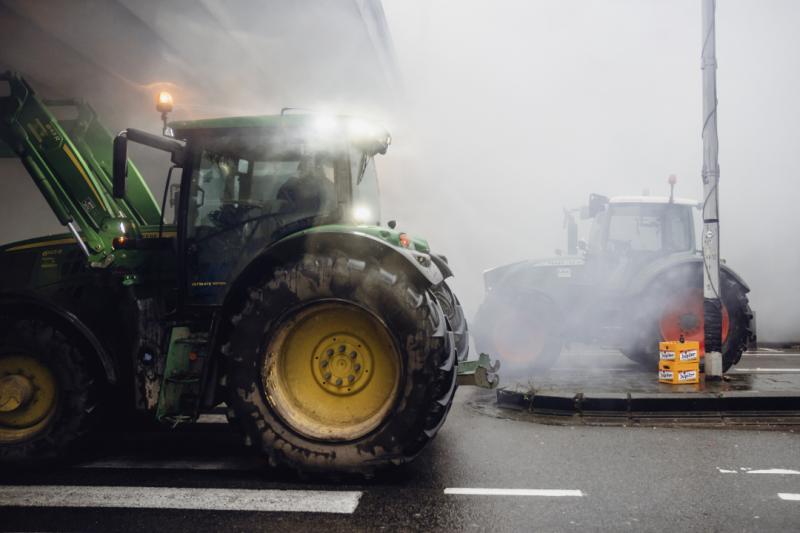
[701,0,723,377]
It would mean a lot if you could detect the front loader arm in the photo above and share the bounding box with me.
[0,72,135,266]
[45,98,161,226]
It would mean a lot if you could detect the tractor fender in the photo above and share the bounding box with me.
[222,229,446,318]
[0,292,117,383]
[482,258,581,312]
[626,253,751,296]
[430,253,454,279]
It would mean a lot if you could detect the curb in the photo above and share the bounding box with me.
[496,388,800,417]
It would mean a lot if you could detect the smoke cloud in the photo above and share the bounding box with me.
[0,0,798,344]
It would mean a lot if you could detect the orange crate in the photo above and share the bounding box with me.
[659,340,700,363]
[658,360,700,384]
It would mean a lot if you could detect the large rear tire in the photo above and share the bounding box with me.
[223,251,456,474]
[623,268,753,372]
[0,318,98,465]
[431,282,469,361]
[472,290,562,376]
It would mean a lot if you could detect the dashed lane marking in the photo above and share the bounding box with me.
[778,493,800,501]
[0,485,362,513]
[747,469,800,475]
[717,468,800,475]
[444,488,584,497]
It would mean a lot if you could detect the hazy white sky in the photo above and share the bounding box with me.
[380,0,800,341]
[0,0,797,341]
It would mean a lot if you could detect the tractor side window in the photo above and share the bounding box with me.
[188,151,338,239]
[605,204,693,254]
[350,152,381,224]
[606,206,662,253]
[663,207,692,252]
[185,146,341,305]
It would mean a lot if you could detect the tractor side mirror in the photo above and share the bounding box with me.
[112,128,185,199]
[588,193,609,217]
[112,135,128,198]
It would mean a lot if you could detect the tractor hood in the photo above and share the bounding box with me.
[483,256,585,293]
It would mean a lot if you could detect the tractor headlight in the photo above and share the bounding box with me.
[352,205,372,224]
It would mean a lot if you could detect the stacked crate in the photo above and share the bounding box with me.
[658,339,700,384]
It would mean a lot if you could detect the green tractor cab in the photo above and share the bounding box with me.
[0,73,484,474]
[474,192,755,376]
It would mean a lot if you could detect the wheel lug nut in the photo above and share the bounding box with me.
[338,345,346,353]
[321,359,329,368]
[348,375,355,383]
[326,349,334,357]
[335,378,343,386]
[324,372,332,380]
[354,364,361,372]
[350,351,357,359]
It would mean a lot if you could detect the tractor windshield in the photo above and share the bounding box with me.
[603,203,693,255]
[350,150,381,225]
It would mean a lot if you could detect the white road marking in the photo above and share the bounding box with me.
[77,457,263,471]
[743,353,800,357]
[778,493,800,501]
[751,348,781,353]
[730,368,800,373]
[747,469,800,475]
[0,485,362,513]
[444,488,583,497]
[717,467,800,475]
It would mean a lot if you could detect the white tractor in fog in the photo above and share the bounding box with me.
[473,192,755,375]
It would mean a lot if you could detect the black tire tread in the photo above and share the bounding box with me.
[0,318,97,465]
[222,250,456,475]
[623,269,754,372]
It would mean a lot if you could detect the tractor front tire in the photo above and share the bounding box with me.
[472,290,563,376]
[223,251,456,475]
[0,318,98,466]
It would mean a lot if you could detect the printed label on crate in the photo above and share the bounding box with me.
[659,350,676,361]
[679,349,698,362]
[678,370,697,382]
[659,370,673,380]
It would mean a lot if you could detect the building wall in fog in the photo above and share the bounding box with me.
[0,0,398,240]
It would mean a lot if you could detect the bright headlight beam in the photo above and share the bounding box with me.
[352,206,372,223]
[347,118,375,139]
[314,115,337,133]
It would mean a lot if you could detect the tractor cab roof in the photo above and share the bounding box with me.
[167,113,391,155]
[609,196,700,208]
[169,114,295,134]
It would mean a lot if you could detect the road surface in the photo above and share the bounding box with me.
[1,350,799,532]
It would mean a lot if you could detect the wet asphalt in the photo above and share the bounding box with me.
[1,350,799,532]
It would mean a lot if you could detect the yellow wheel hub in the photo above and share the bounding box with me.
[263,302,401,441]
[0,355,58,444]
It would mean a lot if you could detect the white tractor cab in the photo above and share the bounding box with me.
[474,191,755,375]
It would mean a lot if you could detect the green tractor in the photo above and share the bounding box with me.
[473,190,756,375]
[0,73,484,473]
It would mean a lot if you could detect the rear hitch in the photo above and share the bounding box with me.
[456,353,500,389]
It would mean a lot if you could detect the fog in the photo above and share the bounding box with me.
[380,0,800,342]
[0,0,798,342]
